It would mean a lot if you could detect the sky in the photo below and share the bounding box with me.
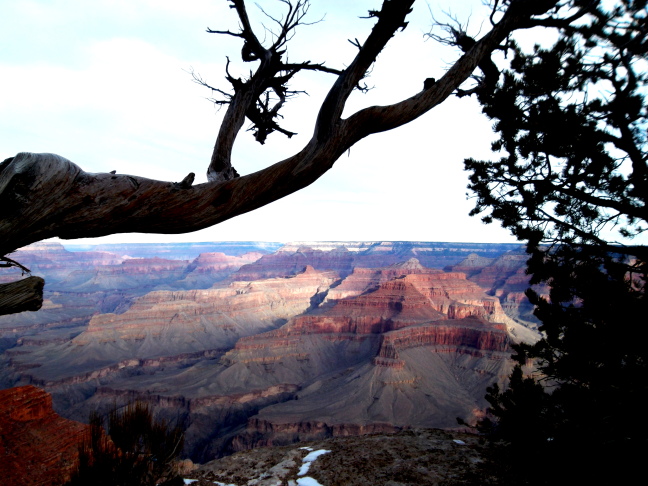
[0,0,519,245]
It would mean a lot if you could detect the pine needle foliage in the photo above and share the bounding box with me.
[465,1,648,483]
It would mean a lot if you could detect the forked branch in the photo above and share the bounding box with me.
[2,0,573,276]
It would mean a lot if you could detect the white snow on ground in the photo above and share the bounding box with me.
[184,447,330,486]
[298,449,331,476]
[296,477,325,486]
[302,450,331,463]
[453,439,466,445]
[183,479,235,485]
[298,462,311,476]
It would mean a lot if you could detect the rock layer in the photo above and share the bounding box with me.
[0,242,534,463]
[8,266,338,382]
[0,385,87,486]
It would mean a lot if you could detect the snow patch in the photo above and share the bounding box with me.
[297,477,325,486]
[184,479,235,486]
[298,449,330,477]
[302,449,331,464]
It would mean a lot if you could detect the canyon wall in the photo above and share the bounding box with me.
[0,385,88,486]
[0,241,535,465]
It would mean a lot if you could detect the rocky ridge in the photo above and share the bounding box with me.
[7,266,338,383]
[0,385,88,486]
[235,242,521,281]
[190,428,499,486]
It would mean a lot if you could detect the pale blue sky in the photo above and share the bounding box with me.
[1,0,518,244]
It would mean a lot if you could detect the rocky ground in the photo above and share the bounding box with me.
[186,428,502,486]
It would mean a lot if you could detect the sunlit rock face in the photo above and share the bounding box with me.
[77,264,336,346]
[1,242,535,463]
[0,385,88,486]
[447,251,547,335]
[215,261,511,453]
[6,266,338,385]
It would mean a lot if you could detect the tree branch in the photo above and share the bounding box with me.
[0,276,44,316]
[339,0,552,140]
[1,0,566,261]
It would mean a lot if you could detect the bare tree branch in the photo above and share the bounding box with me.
[1,0,573,270]
[0,277,44,316]
[1,255,31,274]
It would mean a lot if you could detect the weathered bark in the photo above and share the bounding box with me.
[0,276,44,316]
[0,1,558,260]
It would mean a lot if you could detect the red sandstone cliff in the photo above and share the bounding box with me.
[213,269,512,453]
[0,385,88,486]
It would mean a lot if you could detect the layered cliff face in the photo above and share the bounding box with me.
[467,252,530,293]
[279,241,522,268]
[234,242,522,281]
[235,247,356,280]
[5,266,338,384]
[141,263,513,456]
[448,251,546,336]
[0,246,265,347]
[0,242,532,463]
[0,385,88,486]
[323,260,510,328]
[0,245,164,341]
[57,252,265,293]
[323,258,432,303]
[445,253,496,278]
[174,252,265,289]
[70,241,281,260]
[57,257,191,293]
[0,243,125,290]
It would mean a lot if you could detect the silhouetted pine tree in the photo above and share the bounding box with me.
[465,0,648,483]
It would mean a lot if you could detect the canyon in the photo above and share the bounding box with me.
[0,240,536,468]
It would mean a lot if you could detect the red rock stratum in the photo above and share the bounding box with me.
[0,385,88,486]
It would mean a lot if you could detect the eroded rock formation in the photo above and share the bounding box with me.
[448,250,547,334]
[0,385,88,486]
[6,266,338,385]
[0,242,536,463]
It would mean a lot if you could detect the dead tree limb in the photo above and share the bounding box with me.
[0,0,582,319]
[0,277,44,316]
[0,1,568,261]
